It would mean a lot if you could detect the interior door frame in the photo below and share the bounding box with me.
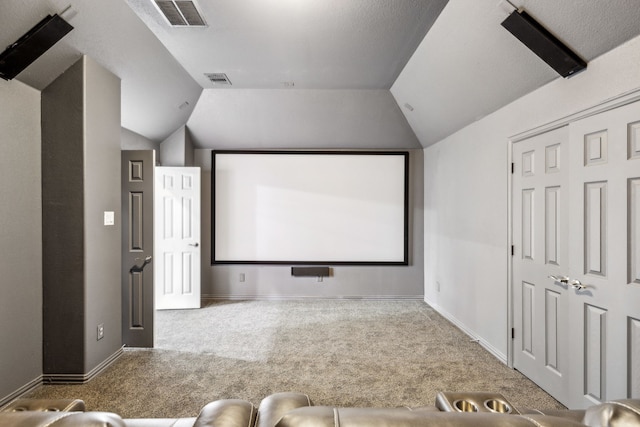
[507,87,640,368]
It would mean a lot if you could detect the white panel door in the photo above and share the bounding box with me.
[512,126,571,406]
[567,101,640,407]
[154,167,201,310]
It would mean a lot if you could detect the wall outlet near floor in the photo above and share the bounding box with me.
[97,323,104,340]
[239,273,245,282]
[437,281,441,292]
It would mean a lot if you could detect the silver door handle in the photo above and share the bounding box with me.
[548,275,569,284]
[569,279,586,290]
[131,255,152,273]
[189,242,199,247]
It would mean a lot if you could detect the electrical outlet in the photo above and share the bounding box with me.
[437,281,441,292]
[239,273,245,282]
[97,324,104,341]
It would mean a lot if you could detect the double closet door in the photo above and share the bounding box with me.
[512,100,640,408]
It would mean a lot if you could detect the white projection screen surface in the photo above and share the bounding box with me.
[212,151,408,265]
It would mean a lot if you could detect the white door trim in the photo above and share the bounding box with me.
[510,87,640,143]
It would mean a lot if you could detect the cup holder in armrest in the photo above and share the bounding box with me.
[453,400,479,412]
[484,399,512,414]
[1,399,85,413]
[435,392,519,415]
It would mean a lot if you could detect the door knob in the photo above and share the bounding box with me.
[569,279,586,290]
[548,275,569,284]
[189,242,199,247]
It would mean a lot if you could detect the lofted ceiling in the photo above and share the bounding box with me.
[2,0,640,149]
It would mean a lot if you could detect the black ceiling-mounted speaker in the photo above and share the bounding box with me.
[501,9,586,78]
[0,14,73,81]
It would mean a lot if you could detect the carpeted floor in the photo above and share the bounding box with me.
[26,300,564,418]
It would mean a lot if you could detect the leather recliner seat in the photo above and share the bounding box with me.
[0,392,638,427]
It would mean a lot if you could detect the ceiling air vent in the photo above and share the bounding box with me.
[154,0,206,27]
[205,73,231,85]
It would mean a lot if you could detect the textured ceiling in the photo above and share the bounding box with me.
[2,0,640,148]
[125,0,448,90]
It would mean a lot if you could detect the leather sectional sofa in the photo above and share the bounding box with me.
[1,391,638,427]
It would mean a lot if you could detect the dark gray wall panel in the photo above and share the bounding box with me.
[41,58,85,374]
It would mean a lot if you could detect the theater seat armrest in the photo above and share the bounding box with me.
[583,400,640,427]
[193,399,256,427]
[518,408,585,423]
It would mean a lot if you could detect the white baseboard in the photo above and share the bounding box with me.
[424,296,507,364]
[202,294,424,302]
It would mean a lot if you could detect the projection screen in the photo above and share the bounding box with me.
[212,151,408,265]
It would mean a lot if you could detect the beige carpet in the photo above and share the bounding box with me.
[26,300,564,418]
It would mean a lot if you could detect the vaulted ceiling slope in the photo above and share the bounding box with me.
[1,0,201,142]
[392,0,640,147]
[3,1,640,149]
[124,0,448,149]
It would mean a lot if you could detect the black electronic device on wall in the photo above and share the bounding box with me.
[501,9,586,78]
[0,14,73,81]
[291,266,331,277]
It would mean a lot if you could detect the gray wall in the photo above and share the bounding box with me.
[195,148,424,299]
[0,79,43,403]
[420,34,640,361]
[160,125,194,166]
[121,127,159,152]
[83,57,123,371]
[42,56,122,377]
[187,89,421,150]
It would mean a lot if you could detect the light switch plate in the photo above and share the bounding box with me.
[104,211,115,226]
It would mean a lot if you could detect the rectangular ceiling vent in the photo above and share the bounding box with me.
[154,1,206,27]
[205,73,232,85]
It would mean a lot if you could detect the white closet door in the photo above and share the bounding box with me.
[567,101,640,408]
[512,126,571,406]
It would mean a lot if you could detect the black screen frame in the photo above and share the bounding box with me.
[211,150,409,266]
